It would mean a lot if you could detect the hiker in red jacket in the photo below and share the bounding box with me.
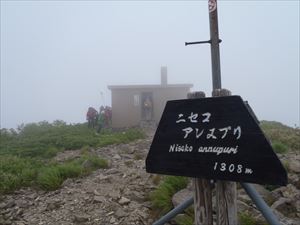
[86,107,98,128]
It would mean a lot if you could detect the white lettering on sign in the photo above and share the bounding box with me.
[176,112,242,140]
[202,112,211,123]
[245,168,253,174]
[169,144,193,153]
[173,111,246,175]
[198,146,238,155]
[213,162,253,175]
[233,126,242,140]
[181,126,242,140]
[219,126,231,139]
[182,127,193,139]
[176,114,186,123]
[176,112,211,124]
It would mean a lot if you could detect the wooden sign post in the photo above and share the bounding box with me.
[188,91,213,225]
[212,89,237,225]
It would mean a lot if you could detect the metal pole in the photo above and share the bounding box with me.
[152,196,194,225]
[241,183,281,225]
[209,0,222,90]
[208,2,237,224]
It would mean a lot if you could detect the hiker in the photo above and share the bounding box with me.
[143,97,153,121]
[86,107,98,128]
[104,106,112,127]
[96,110,105,133]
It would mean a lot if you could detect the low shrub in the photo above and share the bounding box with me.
[272,141,288,154]
[36,167,64,191]
[0,155,40,193]
[0,153,108,193]
[149,176,188,216]
[174,206,194,225]
[238,212,268,225]
[261,121,300,152]
[0,122,145,159]
[37,155,108,191]
[57,162,83,178]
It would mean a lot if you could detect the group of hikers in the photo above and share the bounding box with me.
[86,106,112,133]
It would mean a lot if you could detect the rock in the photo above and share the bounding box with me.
[0,202,6,209]
[109,216,116,223]
[113,154,121,160]
[4,200,15,209]
[46,199,62,211]
[15,199,29,208]
[105,168,119,175]
[118,197,130,205]
[172,188,192,208]
[15,222,26,225]
[289,157,300,173]
[73,214,89,223]
[106,211,114,216]
[2,220,12,225]
[115,208,127,218]
[137,210,148,219]
[252,184,276,204]
[62,178,73,187]
[237,193,252,204]
[238,200,250,211]
[81,159,94,170]
[108,190,120,200]
[93,196,106,203]
[281,184,300,199]
[271,197,298,217]
[15,209,23,216]
[98,174,111,182]
[237,200,259,216]
[288,174,300,189]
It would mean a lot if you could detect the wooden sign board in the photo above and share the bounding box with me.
[146,96,287,185]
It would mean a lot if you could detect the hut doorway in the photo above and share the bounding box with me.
[141,92,153,121]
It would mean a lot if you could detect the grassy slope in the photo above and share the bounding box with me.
[260,121,300,153]
[0,121,145,193]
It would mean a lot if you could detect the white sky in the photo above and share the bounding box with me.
[1,1,299,129]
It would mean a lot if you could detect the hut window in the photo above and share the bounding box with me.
[134,94,140,106]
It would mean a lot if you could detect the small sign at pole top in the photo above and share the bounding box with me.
[208,0,217,13]
[146,96,287,186]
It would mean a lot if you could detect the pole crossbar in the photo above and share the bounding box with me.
[185,39,222,46]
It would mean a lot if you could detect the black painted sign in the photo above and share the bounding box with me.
[146,96,287,185]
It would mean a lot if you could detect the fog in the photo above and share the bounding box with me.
[1,1,299,129]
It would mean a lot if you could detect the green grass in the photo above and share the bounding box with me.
[260,121,300,152]
[238,212,268,225]
[272,141,288,154]
[149,176,189,216]
[174,206,194,225]
[0,153,109,193]
[36,154,108,191]
[0,120,144,193]
[0,121,145,159]
[0,155,41,193]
